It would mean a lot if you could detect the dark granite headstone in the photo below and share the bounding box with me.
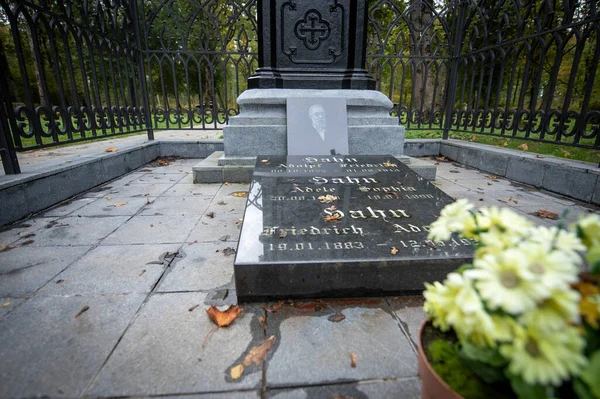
[248,0,375,89]
[234,155,473,301]
[287,97,349,155]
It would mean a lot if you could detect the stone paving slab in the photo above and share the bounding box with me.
[0,245,91,297]
[73,196,156,217]
[0,297,25,319]
[187,211,243,243]
[103,215,198,245]
[150,392,260,399]
[264,299,418,388]
[28,215,130,246]
[162,183,222,197]
[0,216,57,246]
[140,195,213,216]
[157,243,236,293]
[267,378,421,398]
[0,293,146,398]
[387,296,427,352]
[132,172,186,184]
[43,197,98,217]
[37,244,180,296]
[87,292,263,397]
[94,182,175,198]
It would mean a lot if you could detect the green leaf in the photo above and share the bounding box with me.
[455,263,474,274]
[581,350,600,398]
[459,342,506,383]
[461,341,506,366]
[508,374,547,399]
[573,378,598,399]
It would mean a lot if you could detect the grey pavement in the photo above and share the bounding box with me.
[0,155,598,399]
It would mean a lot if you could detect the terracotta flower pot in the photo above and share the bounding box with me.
[418,321,465,399]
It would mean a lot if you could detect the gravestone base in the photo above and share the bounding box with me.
[193,152,437,183]
[234,155,471,301]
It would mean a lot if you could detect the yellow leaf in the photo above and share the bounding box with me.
[224,182,230,186]
[232,192,248,197]
[112,202,127,207]
[517,143,529,151]
[390,247,399,255]
[318,194,338,204]
[2,301,10,307]
[105,147,117,152]
[230,364,244,380]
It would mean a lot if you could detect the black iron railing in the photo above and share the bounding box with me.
[0,0,598,174]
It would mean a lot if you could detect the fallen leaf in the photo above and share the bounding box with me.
[106,197,112,201]
[150,224,154,227]
[517,143,529,151]
[261,159,269,163]
[56,279,64,284]
[219,235,230,241]
[535,155,544,158]
[188,304,200,312]
[2,301,10,307]
[206,212,215,218]
[139,269,146,276]
[242,336,276,367]
[217,200,227,205]
[537,209,559,220]
[318,194,338,203]
[206,305,243,328]
[323,213,343,223]
[75,305,90,318]
[222,247,236,256]
[488,175,497,180]
[449,170,460,173]
[188,240,198,246]
[224,182,230,186]
[105,147,117,152]
[21,233,35,239]
[424,240,437,249]
[146,260,163,265]
[45,220,59,228]
[264,301,284,313]
[384,191,400,199]
[383,161,397,167]
[390,247,399,255]
[279,230,287,238]
[350,352,357,368]
[0,240,35,252]
[112,202,127,207]
[230,364,244,380]
[258,316,267,329]
[434,162,440,165]
[470,135,477,142]
[328,313,346,322]
[232,191,248,197]
[503,141,508,146]
[145,198,153,205]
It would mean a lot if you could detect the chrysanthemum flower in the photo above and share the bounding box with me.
[528,226,586,261]
[427,199,474,241]
[519,241,579,290]
[478,207,531,235]
[466,250,547,314]
[501,326,587,386]
[574,213,600,248]
[519,289,581,330]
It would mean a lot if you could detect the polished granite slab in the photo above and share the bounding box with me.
[234,155,473,301]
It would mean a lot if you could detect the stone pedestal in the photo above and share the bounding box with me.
[193,89,411,183]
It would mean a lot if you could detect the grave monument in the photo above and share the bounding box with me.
[192,0,435,182]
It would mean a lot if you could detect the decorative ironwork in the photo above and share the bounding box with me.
[295,10,331,50]
[0,0,598,174]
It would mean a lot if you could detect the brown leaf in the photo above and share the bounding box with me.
[105,147,117,152]
[488,175,497,180]
[2,301,10,307]
[188,304,200,312]
[21,233,35,239]
[139,269,146,276]
[232,191,248,197]
[537,209,559,220]
[390,247,399,255]
[350,352,357,368]
[206,212,215,218]
[517,143,529,151]
[424,240,437,249]
[224,182,230,186]
[56,279,64,284]
[263,301,284,313]
[535,155,544,158]
[230,364,244,380]
[279,230,287,238]
[188,240,198,246]
[242,335,276,367]
[146,260,163,265]
[0,240,34,252]
[75,305,90,318]
[383,161,397,167]
[470,135,477,142]
[145,198,153,205]
[258,316,267,329]
[384,191,400,199]
[323,213,343,223]
[112,202,127,207]
[328,313,346,322]
[206,305,243,328]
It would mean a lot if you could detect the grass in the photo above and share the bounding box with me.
[405,130,600,164]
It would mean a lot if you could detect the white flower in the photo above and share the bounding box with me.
[427,199,474,241]
[501,326,587,386]
[573,213,600,248]
[529,225,586,261]
[519,241,580,290]
[466,249,547,314]
[478,207,531,235]
[520,289,581,330]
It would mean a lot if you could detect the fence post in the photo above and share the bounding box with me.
[0,37,20,174]
[131,0,154,140]
[442,0,468,140]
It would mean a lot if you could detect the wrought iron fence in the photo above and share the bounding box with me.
[0,0,598,174]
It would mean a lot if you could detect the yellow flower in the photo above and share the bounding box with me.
[501,326,587,386]
[478,207,531,235]
[519,290,581,331]
[519,242,580,290]
[528,226,585,261]
[476,229,521,257]
[573,213,600,248]
[423,281,452,331]
[466,250,547,314]
[427,199,474,241]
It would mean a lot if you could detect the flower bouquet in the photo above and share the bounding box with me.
[419,200,600,399]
